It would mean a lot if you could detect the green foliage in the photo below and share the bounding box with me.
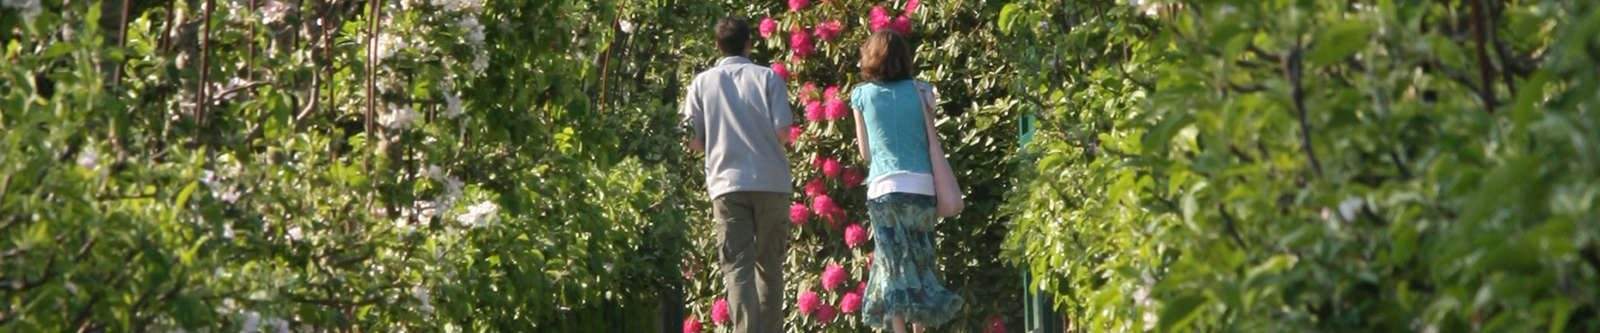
[2,0,695,330]
[1005,0,1600,331]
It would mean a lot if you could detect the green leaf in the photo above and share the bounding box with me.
[167,181,199,223]
[1159,295,1208,331]
[1142,112,1192,155]
[1309,20,1373,66]
[999,3,1022,35]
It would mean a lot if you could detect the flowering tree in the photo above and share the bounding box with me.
[677,0,1022,331]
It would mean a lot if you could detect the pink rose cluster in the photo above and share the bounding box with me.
[985,314,1007,333]
[772,61,789,81]
[789,124,805,142]
[804,178,827,198]
[811,194,843,226]
[814,19,844,41]
[759,17,779,38]
[802,84,850,122]
[789,26,815,59]
[790,202,810,225]
[787,0,808,12]
[682,316,702,333]
[796,290,821,315]
[839,290,863,314]
[712,298,730,326]
[819,156,842,178]
[822,262,851,291]
[844,223,868,249]
[870,1,916,35]
[841,167,864,189]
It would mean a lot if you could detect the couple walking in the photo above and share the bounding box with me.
[681,17,963,333]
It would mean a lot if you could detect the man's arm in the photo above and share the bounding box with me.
[767,74,793,147]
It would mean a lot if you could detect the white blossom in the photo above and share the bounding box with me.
[425,165,446,180]
[3,0,40,20]
[265,317,290,333]
[1337,197,1364,222]
[259,0,290,25]
[379,103,418,129]
[286,225,304,241]
[431,0,482,12]
[457,201,499,228]
[443,92,464,119]
[457,16,485,47]
[471,53,489,73]
[412,285,435,314]
[76,145,98,169]
[618,20,635,34]
[241,311,262,333]
[375,32,405,61]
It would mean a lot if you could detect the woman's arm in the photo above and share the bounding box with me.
[854,109,871,164]
[919,84,946,163]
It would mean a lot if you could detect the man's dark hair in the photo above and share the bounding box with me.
[715,17,752,56]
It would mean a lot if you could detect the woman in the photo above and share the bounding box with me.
[850,30,963,332]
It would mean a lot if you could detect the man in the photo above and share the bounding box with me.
[682,16,793,333]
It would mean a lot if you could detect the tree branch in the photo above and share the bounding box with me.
[1283,39,1324,177]
[1468,0,1499,112]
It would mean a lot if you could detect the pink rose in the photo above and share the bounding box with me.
[759,17,779,38]
[824,99,848,120]
[787,0,808,12]
[797,290,821,315]
[813,20,844,41]
[841,167,864,189]
[985,314,1007,333]
[805,178,826,198]
[839,291,863,314]
[772,62,789,81]
[905,0,920,14]
[822,262,850,291]
[824,85,841,101]
[790,202,811,225]
[789,26,815,59]
[890,15,913,35]
[804,101,824,122]
[816,303,838,324]
[820,157,842,178]
[789,125,805,142]
[811,195,838,219]
[711,298,730,325]
[844,223,868,249]
[799,82,819,103]
[682,316,702,333]
[870,6,892,32]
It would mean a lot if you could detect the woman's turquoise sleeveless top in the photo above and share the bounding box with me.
[851,79,932,182]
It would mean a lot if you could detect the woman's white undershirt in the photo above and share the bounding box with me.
[866,171,936,199]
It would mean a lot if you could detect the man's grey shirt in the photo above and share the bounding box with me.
[682,56,793,198]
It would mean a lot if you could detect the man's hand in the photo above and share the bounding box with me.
[688,137,704,153]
